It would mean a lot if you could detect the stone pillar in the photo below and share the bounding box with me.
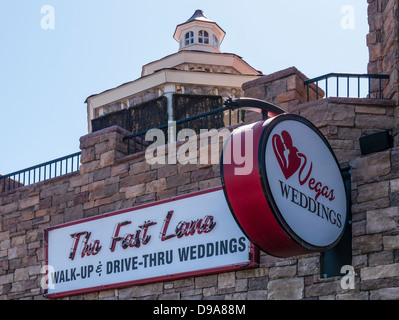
[79,125,130,175]
[242,66,323,123]
[367,0,399,102]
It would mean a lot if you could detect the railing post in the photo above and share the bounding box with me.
[325,78,328,98]
[347,76,350,97]
[368,77,371,98]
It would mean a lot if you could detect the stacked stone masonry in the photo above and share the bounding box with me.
[1,91,399,299]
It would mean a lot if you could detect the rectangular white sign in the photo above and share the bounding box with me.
[44,187,257,298]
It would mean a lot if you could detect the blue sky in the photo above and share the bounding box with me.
[0,0,368,175]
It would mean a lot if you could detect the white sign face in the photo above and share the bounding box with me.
[264,119,347,248]
[45,188,254,298]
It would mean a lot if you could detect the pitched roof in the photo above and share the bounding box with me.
[186,9,213,23]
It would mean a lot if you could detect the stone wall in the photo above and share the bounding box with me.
[349,148,399,299]
[0,122,347,300]
[0,125,233,300]
[1,90,399,299]
[294,97,396,164]
[296,98,399,299]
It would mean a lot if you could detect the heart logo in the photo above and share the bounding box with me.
[272,131,302,180]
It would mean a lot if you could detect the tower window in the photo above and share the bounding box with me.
[213,35,218,48]
[198,30,209,44]
[185,31,194,45]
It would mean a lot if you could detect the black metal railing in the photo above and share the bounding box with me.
[123,106,242,155]
[0,152,81,193]
[304,73,390,102]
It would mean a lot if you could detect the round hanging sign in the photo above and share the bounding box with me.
[221,113,348,258]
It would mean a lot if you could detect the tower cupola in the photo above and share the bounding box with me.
[173,10,226,53]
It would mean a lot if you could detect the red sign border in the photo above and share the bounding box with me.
[220,114,348,258]
[258,114,348,252]
[43,187,259,299]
